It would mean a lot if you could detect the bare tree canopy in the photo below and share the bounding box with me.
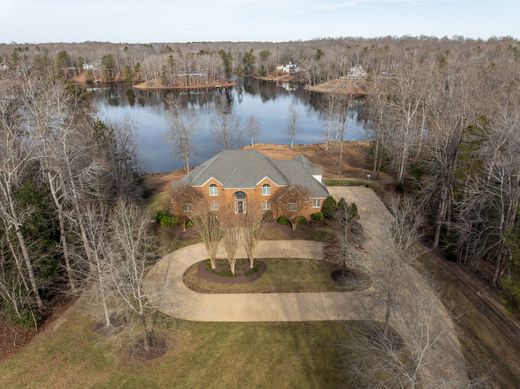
[246,115,261,148]
[166,95,198,173]
[287,104,298,150]
[211,111,243,151]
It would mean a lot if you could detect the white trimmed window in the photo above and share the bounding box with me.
[209,184,218,196]
[261,201,271,211]
[262,183,271,196]
[183,203,193,213]
[288,203,297,212]
[210,200,219,211]
[312,198,321,208]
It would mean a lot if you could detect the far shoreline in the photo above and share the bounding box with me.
[133,79,237,90]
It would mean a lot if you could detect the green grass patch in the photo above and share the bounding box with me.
[0,304,369,388]
[323,178,382,193]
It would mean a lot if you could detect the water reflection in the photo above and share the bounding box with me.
[93,78,372,172]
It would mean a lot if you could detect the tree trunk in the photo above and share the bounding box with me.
[433,192,447,248]
[14,226,44,310]
[372,138,380,175]
[95,257,112,327]
[337,139,344,175]
[142,314,153,352]
[4,231,30,292]
[46,174,76,291]
[492,254,503,287]
[58,210,76,292]
[383,300,391,337]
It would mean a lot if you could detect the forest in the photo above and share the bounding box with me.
[0,36,519,384]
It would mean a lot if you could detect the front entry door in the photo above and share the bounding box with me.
[237,200,244,214]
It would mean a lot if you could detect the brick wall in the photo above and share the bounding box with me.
[182,177,324,219]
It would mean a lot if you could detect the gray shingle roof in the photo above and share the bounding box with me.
[173,150,329,197]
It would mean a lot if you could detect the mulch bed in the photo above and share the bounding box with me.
[196,259,267,284]
[0,316,35,362]
[331,268,371,291]
[128,334,167,361]
[93,313,126,336]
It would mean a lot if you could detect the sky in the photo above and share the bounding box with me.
[0,0,518,43]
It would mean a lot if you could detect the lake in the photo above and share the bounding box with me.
[93,78,372,173]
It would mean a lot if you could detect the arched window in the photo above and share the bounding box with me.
[262,183,271,196]
[209,184,218,196]
[233,191,247,214]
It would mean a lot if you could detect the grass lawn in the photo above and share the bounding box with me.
[323,177,383,193]
[0,303,367,389]
[183,258,370,293]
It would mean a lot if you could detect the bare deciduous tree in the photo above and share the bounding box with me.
[322,94,337,152]
[246,115,261,148]
[166,95,198,173]
[107,200,158,352]
[287,104,298,150]
[221,207,241,275]
[375,195,424,335]
[335,96,351,175]
[347,282,454,389]
[192,201,222,269]
[241,200,266,269]
[211,111,242,150]
[24,79,79,292]
[0,96,43,311]
[77,201,113,328]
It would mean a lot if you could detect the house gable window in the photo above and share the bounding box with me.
[312,198,321,208]
[262,183,271,196]
[209,184,218,196]
[261,201,270,211]
[210,200,219,211]
[288,203,297,212]
[183,203,193,213]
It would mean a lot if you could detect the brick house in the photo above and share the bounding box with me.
[171,150,329,219]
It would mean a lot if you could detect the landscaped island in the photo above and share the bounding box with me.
[183,257,371,293]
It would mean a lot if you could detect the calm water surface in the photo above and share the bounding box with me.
[93,78,372,172]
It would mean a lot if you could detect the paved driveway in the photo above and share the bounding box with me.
[144,186,468,387]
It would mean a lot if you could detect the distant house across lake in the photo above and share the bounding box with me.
[277,62,301,74]
[346,65,367,79]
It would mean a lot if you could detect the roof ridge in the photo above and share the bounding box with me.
[258,151,290,185]
[190,150,224,183]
